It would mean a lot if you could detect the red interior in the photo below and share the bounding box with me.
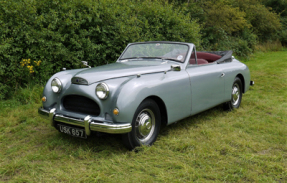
[196,52,221,62]
[189,59,209,65]
[177,52,222,65]
[189,52,221,65]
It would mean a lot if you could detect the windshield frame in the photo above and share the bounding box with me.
[118,41,191,63]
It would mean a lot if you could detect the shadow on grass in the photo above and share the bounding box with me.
[160,104,225,136]
[40,105,226,154]
[46,131,127,153]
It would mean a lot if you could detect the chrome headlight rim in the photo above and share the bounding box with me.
[96,82,109,100]
[51,77,62,93]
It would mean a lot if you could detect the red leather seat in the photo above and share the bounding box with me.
[190,59,209,65]
[196,52,221,62]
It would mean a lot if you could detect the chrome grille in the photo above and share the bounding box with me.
[63,95,100,116]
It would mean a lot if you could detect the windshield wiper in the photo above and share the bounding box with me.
[140,57,163,60]
[119,57,143,60]
[120,57,181,62]
[162,58,181,62]
[120,57,164,61]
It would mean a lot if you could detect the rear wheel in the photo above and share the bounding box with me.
[224,77,242,110]
[122,99,161,150]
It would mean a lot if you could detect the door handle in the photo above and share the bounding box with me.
[220,73,225,77]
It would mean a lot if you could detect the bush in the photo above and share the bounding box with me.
[184,0,258,57]
[0,0,201,100]
[255,40,283,52]
[234,0,281,41]
[279,17,287,46]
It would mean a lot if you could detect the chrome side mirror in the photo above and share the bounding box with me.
[81,61,91,68]
[171,65,181,71]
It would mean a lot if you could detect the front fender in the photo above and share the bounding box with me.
[113,71,192,125]
[42,68,87,109]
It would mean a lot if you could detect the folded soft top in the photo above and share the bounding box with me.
[197,51,233,63]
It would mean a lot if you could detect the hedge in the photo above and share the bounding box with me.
[0,0,201,100]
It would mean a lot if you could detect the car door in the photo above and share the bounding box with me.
[185,49,226,115]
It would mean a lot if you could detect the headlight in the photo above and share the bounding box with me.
[51,78,62,93]
[96,83,109,99]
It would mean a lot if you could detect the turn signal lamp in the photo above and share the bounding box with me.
[42,96,47,102]
[113,108,119,115]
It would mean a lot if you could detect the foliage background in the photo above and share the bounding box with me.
[0,0,286,100]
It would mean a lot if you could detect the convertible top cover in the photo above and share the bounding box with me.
[198,50,233,63]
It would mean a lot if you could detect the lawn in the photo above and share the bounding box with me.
[0,51,286,182]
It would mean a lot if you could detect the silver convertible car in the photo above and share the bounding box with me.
[38,41,254,150]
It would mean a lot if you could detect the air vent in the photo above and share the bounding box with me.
[71,77,88,85]
[63,95,100,116]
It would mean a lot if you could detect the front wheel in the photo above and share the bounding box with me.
[122,99,161,150]
[224,77,243,110]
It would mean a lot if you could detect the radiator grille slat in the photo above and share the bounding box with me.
[63,95,100,116]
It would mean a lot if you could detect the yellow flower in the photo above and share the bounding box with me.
[21,59,26,67]
[26,65,34,74]
[34,60,41,66]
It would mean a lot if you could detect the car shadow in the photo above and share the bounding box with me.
[45,104,226,153]
[48,130,128,153]
[159,104,225,136]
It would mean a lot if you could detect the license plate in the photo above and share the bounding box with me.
[58,124,87,139]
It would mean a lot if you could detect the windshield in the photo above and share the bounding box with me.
[120,43,189,62]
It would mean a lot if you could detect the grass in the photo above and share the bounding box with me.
[255,40,284,52]
[1,51,287,182]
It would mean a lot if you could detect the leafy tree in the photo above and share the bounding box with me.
[261,0,287,45]
[203,0,250,34]
[261,0,287,17]
[234,0,281,40]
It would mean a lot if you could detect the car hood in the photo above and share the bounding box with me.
[73,61,175,84]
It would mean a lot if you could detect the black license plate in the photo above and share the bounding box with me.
[58,124,87,139]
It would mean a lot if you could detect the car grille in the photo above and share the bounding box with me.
[63,95,100,116]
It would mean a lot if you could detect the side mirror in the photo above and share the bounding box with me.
[171,65,181,71]
[81,61,91,68]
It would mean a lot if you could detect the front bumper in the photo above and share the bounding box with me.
[38,107,132,135]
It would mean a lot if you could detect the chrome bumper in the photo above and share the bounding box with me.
[38,108,132,134]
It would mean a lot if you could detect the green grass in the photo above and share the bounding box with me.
[1,51,287,182]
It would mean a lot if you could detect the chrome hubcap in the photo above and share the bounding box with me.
[232,83,240,106]
[135,109,155,143]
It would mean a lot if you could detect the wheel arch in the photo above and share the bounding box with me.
[236,73,245,93]
[143,95,168,127]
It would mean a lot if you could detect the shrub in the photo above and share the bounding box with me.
[184,0,258,57]
[255,40,283,52]
[0,0,201,100]
[234,0,281,41]
[278,17,287,46]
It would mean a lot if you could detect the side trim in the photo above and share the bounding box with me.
[38,108,132,134]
